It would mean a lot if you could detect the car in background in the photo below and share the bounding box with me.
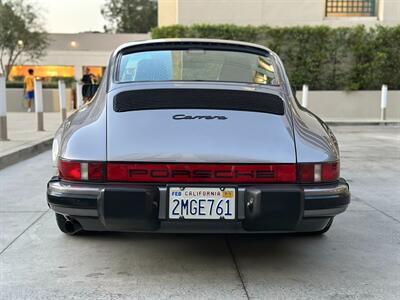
[47,39,350,235]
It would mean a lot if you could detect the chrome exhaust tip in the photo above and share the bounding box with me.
[64,219,82,235]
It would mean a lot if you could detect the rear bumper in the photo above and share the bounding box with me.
[47,178,350,233]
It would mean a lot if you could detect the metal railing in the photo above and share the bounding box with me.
[325,0,376,17]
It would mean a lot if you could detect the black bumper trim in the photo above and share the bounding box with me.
[47,179,350,229]
[303,178,350,211]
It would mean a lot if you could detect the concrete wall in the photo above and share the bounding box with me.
[158,0,178,27]
[6,88,74,113]
[159,0,400,27]
[380,0,400,24]
[296,90,400,120]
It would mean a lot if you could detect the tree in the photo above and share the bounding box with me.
[0,0,48,79]
[101,0,157,33]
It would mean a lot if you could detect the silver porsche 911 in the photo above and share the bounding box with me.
[47,39,350,235]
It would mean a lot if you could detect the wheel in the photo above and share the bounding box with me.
[55,213,84,235]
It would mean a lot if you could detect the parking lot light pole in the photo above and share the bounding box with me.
[58,80,67,121]
[302,84,309,108]
[34,79,44,131]
[76,82,83,109]
[0,76,8,140]
[380,84,388,121]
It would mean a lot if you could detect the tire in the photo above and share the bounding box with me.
[55,213,84,235]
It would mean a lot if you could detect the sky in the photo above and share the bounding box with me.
[35,0,107,33]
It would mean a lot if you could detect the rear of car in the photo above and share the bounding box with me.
[47,39,350,235]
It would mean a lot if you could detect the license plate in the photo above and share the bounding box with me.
[169,187,236,220]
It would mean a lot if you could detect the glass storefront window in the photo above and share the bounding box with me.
[8,65,75,81]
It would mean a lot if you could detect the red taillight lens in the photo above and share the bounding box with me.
[58,160,105,181]
[106,163,297,183]
[298,161,339,183]
[322,161,339,182]
[58,160,81,181]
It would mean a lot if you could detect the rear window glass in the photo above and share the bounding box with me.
[117,49,278,85]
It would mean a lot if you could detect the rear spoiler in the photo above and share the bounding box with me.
[113,89,284,115]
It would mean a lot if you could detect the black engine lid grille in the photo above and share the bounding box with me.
[113,89,284,115]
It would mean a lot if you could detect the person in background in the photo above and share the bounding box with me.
[24,69,35,112]
[81,68,96,103]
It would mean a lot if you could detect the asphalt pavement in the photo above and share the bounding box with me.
[0,125,399,299]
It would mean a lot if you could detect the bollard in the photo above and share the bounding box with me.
[58,80,67,121]
[34,79,44,131]
[76,82,83,108]
[0,76,7,140]
[380,84,388,121]
[302,84,309,108]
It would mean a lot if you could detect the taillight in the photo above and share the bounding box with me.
[88,162,105,181]
[58,159,339,184]
[58,159,105,181]
[298,161,339,183]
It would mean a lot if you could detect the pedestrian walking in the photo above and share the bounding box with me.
[24,69,35,112]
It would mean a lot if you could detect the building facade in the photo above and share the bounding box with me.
[8,33,149,82]
[158,0,400,27]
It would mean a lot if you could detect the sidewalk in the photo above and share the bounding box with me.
[0,112,67,169]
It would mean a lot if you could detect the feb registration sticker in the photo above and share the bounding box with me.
[169,187,236,220]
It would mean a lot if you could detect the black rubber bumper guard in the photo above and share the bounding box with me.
[47,178,350,232]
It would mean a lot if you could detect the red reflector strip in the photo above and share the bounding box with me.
[88,162,105,181]
[58,160,339,184]
[106,163,297,183]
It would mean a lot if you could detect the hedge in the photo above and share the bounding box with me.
[152,24,400,90]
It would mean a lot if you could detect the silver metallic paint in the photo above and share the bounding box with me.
[57,78,108,162]
[106,82,295,163]
[55,39,340,165]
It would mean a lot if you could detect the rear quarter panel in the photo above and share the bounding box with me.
[291,100,340,163]
[56,82,107,162]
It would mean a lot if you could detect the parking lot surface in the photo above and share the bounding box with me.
[0,126,399,299]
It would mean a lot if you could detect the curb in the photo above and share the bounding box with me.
[326,121,400,126]
[0,137,53,170]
